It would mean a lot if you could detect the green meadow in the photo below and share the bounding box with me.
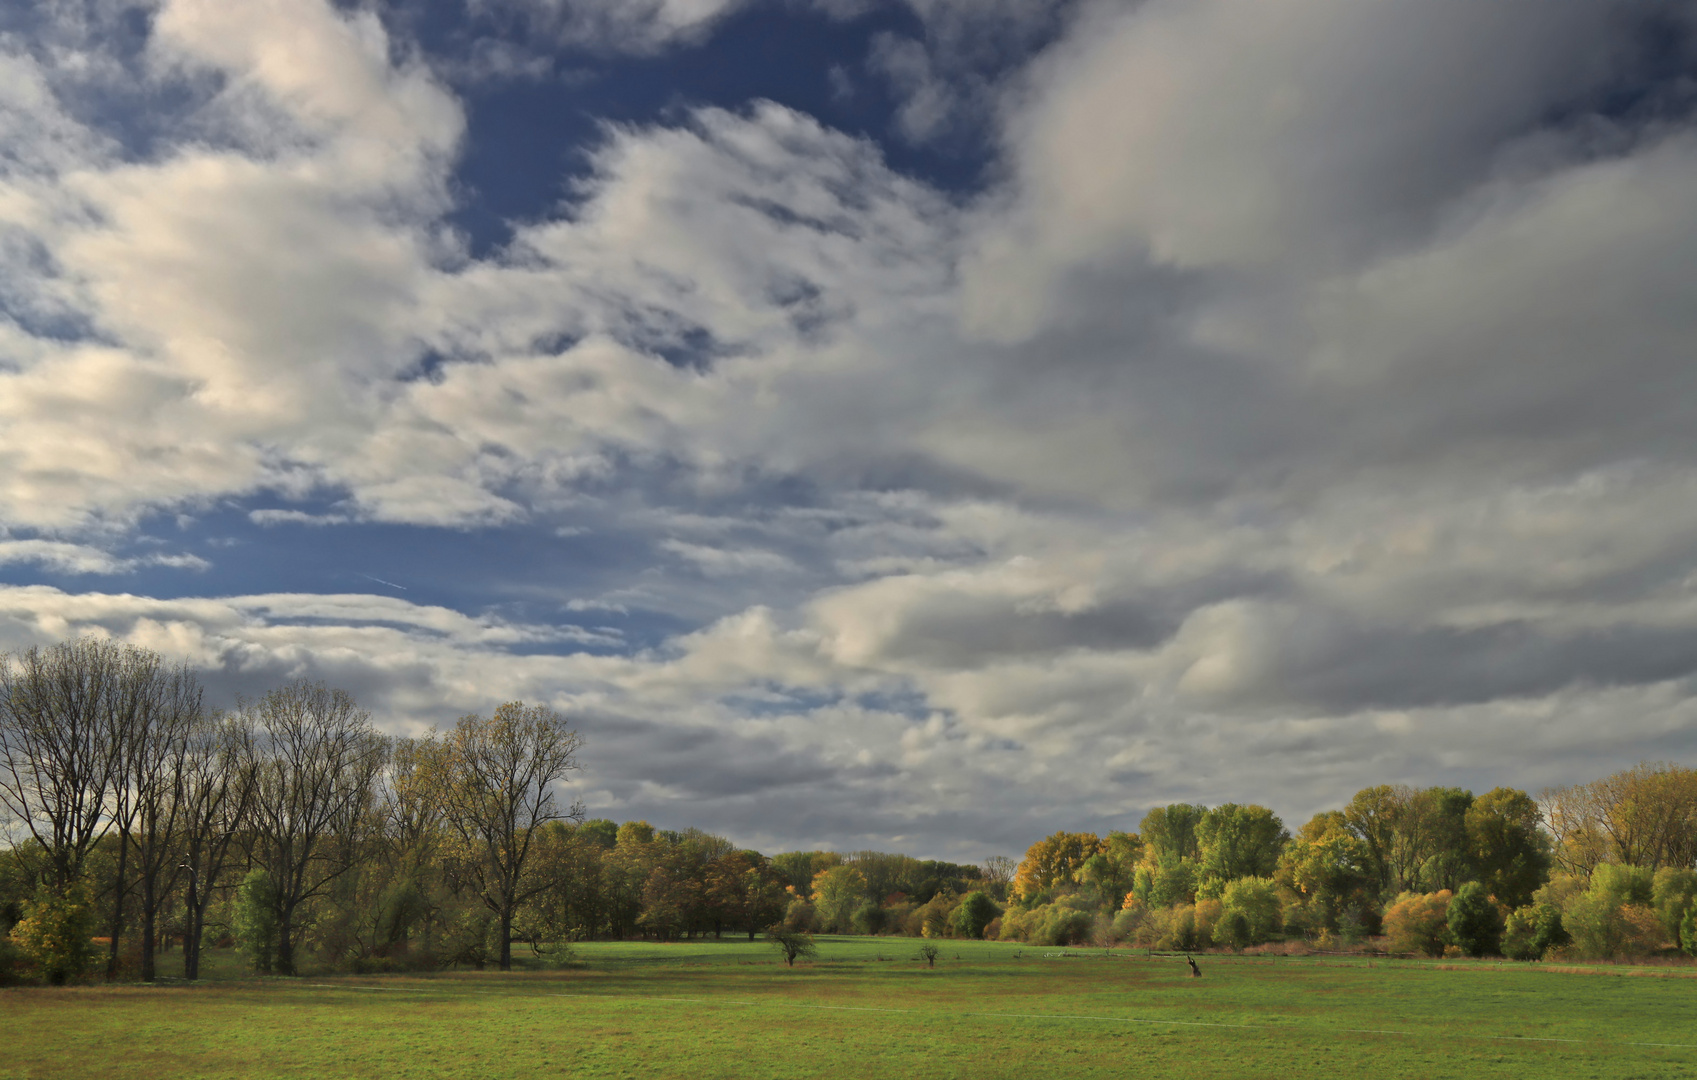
[3,938,1694,1079]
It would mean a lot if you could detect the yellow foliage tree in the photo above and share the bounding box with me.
[1012,831,1105,901]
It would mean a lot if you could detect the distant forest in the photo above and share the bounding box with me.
[3,638,1695,986]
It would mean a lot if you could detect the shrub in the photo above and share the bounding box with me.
[1111,899,1148,944]
[1219,878,1281,945]
[920,894,958,939]
[233,869,280,974]
[783,898,818,933]
[438,906,499,970]
[1192,899,1223,946]
[1383,891,1452,957]
[1681,903,1697,958]
[1589,863,1653,909]
[1447,882,1505,957]
[1651,868,1697,943]
[1502,902,1568,961]
[1565,894,1663,960]
[917,942,940,967]
[953,892,999,940]
[1144,905,1198,951]
[997,905,1042,942]
[9,884,99,986]
[1035,900,1097,946]
[1214,911,1251,951]
[852,902,888,936]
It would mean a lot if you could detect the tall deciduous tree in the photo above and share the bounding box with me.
[435,702,584,971]
[125,662,204,981]
[0,639,130,892]
[1464,787,1549,909]
[1012,831,1104,900]
[177,712,258,981]
[1541,763,1697,873]
[1195,804,1288,896]
[243,682,388,976]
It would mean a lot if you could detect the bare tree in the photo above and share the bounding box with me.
[0,639,130,891]
[436,702,583,970]
[127,664,204,981]
[243,682,388,976]
[177,712,258,980]
[1541,763,1697,875]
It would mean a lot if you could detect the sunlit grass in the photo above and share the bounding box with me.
[4,938,1695,1079]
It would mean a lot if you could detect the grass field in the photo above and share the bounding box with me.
[3,938,1695,1079]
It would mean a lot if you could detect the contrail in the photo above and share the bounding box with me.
[357,573,408,591]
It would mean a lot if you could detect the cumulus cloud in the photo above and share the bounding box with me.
[4,0,1697,853]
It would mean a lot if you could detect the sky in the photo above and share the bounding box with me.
[3,0,1697,863]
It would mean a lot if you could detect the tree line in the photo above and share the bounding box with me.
[986,771,1697,963]
[4,637,1695,984]
[1,639,581,983]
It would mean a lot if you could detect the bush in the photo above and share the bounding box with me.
[1651,868,1697,943]
[1219,878,1281,945]
[1589,863,1653,909]
[1192,899,1223,946]
[997,906,1040,942]
[920,894,958,939]
[1564,895,1663,960]
[1447,882,1505,957]
[953,892,999,940]
[1383,891,1452,957]
[1035,901,1097,946]
[233,869,279,974]
[1111,899,1148,944]
[851,902,888,936]
[1502,902,1568,961]
[9,884,99,986]
[1214,911,1251,951]
[1681,903,1697,958]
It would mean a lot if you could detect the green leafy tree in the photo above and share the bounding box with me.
[767,927,816,966]
[1503,902,1568,961]
[1446,881,1505,957]
[1464,788,1550,909]
[1650,868,1697,942]
[10,882,99,985]
[952,891,999,940]
[1140,805,1206,864]
[434,702,585,971]
[234,868,280,973]
[1218,877,1281,944]
[810,864,868,933]
[1195,805,1287,898]
[1277,816,1373,930]
[1681,904,1697,958]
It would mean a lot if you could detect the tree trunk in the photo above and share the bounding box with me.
[140,870,157,982]
[499,906,513,971]
[277,904,295,976]
[183,877,201,980]
[106,831,130,980]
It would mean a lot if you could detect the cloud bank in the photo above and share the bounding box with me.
[2,0,1696,858]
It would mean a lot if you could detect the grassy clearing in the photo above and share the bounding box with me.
[3,938,1694,1079]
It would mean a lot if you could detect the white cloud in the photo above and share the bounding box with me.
[4,0,1697,851]
[471,0,755,54]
